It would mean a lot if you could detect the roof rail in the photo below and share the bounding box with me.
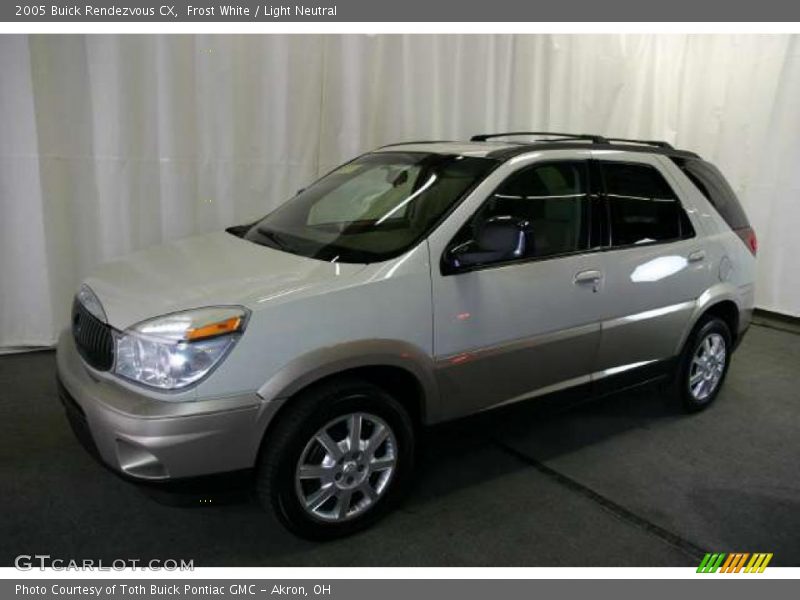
[604,137,674,149]
[470,131,674,149]
[378,140,455,148]
[470,131,608,143]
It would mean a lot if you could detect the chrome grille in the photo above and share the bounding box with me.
[71,299,114,371]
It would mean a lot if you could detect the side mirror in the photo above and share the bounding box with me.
[445,216,532,272]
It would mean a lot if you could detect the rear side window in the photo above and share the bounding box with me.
[601,162,694,247]
[671,157,750,230]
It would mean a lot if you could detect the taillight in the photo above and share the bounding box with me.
[735,227,757,256]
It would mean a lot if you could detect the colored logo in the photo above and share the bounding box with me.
[697,553,773,573]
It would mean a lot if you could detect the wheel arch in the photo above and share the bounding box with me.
[251,340,438,465]
[678,286,742,354]
[702,300,740,344]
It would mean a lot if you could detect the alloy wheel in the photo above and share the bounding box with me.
[688,332,727,402]
[294,412,397,522]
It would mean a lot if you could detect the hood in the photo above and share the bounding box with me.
[84,231,365,329]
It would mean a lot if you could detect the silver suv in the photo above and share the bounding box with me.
[57,132,757,538]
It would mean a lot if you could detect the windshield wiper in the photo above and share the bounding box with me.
[256,227,290,251]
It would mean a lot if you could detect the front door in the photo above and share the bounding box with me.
[430,156,605,419]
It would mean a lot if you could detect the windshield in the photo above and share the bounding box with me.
[243,152,498,263]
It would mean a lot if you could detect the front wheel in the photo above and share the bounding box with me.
[255,378,415,539]
[674,316,733,413]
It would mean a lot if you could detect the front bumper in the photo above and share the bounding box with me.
[56,330,266,480]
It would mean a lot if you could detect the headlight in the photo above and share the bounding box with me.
[114,307,249,390]
[76,284,107,322]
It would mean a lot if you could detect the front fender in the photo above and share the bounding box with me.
[256,339,441,424]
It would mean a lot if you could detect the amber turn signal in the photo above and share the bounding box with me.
[186,316,242,341]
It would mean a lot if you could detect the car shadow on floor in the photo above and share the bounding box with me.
[88,382,677,565]
[139,380,679,510]
[132,381,682,521]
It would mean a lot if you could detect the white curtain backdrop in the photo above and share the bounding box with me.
[1,34,799,349]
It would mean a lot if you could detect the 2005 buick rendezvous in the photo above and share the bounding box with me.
[57,133,756,538]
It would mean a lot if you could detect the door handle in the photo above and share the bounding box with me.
[574,270,602,284]
[688,250,706,263]
[574,270,602,292]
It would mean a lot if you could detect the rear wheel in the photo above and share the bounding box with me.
[674,316,732,413]
[255,377,415,539]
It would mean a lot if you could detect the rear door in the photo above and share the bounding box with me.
[591,152,708,388]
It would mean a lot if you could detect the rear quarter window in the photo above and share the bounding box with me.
[671,157,750,230]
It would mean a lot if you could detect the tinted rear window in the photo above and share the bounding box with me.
[671,158,750,230]
[601,162,694,247]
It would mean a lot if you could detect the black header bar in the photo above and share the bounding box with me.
[4,0,800,22]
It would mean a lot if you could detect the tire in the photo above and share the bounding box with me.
[673,316,733,413]
[255,377,415,540]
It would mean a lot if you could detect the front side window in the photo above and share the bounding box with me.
[446,161,590,269]
[602,162,694,247]
[244,152,498,263]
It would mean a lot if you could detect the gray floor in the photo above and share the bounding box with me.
[1,322,798,567]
